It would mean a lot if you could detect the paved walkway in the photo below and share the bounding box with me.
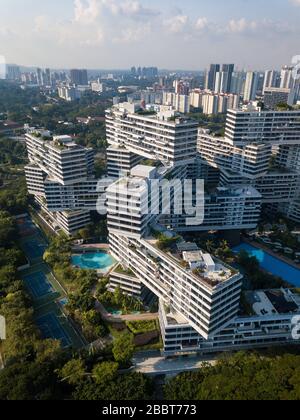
[73,243,109,250]
[133,354,218,376]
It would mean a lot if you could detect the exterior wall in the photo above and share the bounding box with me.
[105,106,198,166]
[107,146,143,178]
[159,302,300,356]
[109,271,142,297]
[225,109,300,146]
[109,232,243,339]
[25,133,99,235]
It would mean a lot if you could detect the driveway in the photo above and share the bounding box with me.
[132,354,218,376]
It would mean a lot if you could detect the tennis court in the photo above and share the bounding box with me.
[23,271,54,299]
[21,238,47,260]
[16,217,37,237]
[36,312,71,348]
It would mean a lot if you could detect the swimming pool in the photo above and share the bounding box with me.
[71,252,116,273]
[233,243,300,287]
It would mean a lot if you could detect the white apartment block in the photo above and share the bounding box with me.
[107,145,143,178]
[160,289,300,356]
[106,103,198,166]
[202,92,239,115]
[58,85,82,101]
[162,92,190,114]
[25,131,101,235]
[280,66,294,89]
[225,108,300,145]
[107,169,243,339]
[243,72,259,102]
[161,186,262,233]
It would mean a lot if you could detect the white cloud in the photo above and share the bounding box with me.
[74,0,101,24]
[104,0,159,18]
[195,17,209,31]
[113,23,151,44]
[164,15,189,34]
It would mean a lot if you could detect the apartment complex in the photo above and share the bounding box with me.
[104,102,300,356]
[25,131,102,235]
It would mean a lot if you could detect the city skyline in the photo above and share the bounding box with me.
[1,0,300,70]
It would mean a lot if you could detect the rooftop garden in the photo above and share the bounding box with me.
[97,285,144,315]
[150,228,181,252]
[136,110,157,116]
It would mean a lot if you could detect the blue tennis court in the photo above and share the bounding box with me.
[23,271,54,299]
[22,239,47,260]
[36,313,71,348]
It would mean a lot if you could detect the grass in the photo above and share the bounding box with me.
[107,319,163,352]
[126,320,157,335]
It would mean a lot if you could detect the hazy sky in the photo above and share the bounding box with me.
[1,0,300,70]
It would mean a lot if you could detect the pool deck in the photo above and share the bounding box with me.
[243,237,300,272]
[72,243,109,251]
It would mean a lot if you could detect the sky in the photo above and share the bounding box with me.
[1,0,300,70]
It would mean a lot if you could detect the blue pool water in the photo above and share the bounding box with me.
[233,243,300,287]
[72,252,115,272]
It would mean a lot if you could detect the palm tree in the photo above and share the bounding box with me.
[206,240,215,254]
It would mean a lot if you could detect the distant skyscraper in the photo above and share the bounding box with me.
[6,65,20,81]
[70,69,88,86]
[36,68,43,86]
[44,68,51,86]
[231,71,246,95]
[219,64,235,93]
[280,66,294,89]
[244,71,259,102]
[263,70,280,93]
[206,64,220,91]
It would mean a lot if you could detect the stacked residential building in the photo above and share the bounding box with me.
[105,102,300,355]
[24,130,105,235]
[198,106,300,221]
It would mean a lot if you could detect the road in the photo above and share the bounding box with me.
[132,354,218,376]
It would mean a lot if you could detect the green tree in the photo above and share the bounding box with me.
[57,359,86,386]
[112,332,135,366]
[92,362,119,385]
